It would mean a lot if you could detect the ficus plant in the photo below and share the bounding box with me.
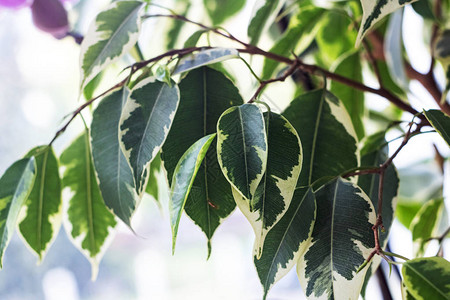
[1,0,450,299]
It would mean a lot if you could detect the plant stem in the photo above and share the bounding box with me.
[376,266,393,300]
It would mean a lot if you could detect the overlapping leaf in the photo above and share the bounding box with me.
[255,187,316,299]
[247,0,286,45]
[385,9,408,89]
[356,0,418,46]
[162,67,243,254]
[19,146,62,261]
[61,132,117,280]
[297,178,376,300]
[91,88,139,227]
[234,112,302,257]
[402,257,450,300]
[79,0,144,92]
[217,103,268,202]
[0,158,36,268]
[119,78,180,194]
[173,48,239,75]
[283,89,359,186]
[424,109,450,147]
[170,134,216,253]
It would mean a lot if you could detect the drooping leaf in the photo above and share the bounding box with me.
[234,112,302,257]
[204,0,246,25]
[173,48,239,75]
[217,103,268,202]
[119,78,180,194]
[161,67,243,253]
[384,9,408,89]
[283,89,359,186]
[402,257,450,300]
[410,198,445,257]
[0,158,36,268]
[91,88,140,227]
[330,51,365,140]
[247,0,286,45]
[165,2,191,50]
[356,0,418,46]
[60,132,117,280]
[19,146,62,261]
[170,134,216,253]
[297,178,376,300]
[79,0,144,92]
[145,152,161,202]
[255,187,316,299]
[424,109,450,147]
[262,6,325,80]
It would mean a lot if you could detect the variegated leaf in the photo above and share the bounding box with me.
[217,104,268,202]
[297,178,376,300]
[247,0,286,45]
[162,67,242,255]
[91,88,140,228]
[170,134,216,253]
[0,158,36,268]
[254,187,316,299]
[173,48,239,75]
[356,0,418,46]
[119,78,180,194]
[19,146,62,261]
[61,132,117,280]
[283,89,359,186]
[424,109,450,147]
[79,0,144,92]
[234,112,302,257]
[402,257,450,300]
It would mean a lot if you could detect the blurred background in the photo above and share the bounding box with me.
[0,0,448,299]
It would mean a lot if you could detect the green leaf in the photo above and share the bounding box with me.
[356,0,418,46]
[424,109,450,147]
[19,146,62,261]
[282,89,359,186]
[170,134,216,253]
[61,132,117,280]
[297,178,376,300]
[91,88,140,227]
[330,51,365,140]
[145,153,161,202]
[402,257,450,300]
[183,30,207,48]
[247,0,285,45]
[410,198,445,257]
[119,78,180,194]
[173,48,239,75]
[261,6,325,80]
[255,187,316,299]
[165,2,191,50]
[217,103,268,202]
[204,0,246,25]
[234,112,302,257]
[434,29,450,102]
[79,0,144,92]
[161,67,243,255]
[0,158,36,268]
[397,201,424,229]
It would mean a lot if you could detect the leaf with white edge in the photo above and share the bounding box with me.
[19,146,61,261]
[297,178,376,300]
[384,9,409,89]
[410,198,445,257]
[170,134,216,253]
[79,0,144,92]
[0,158,36,268]
[330,51,365,140]
[402,257,450,300]
[356,0,418,47]
[162,67,242,255]
[119,78,180,194]
[61,132,117,280]
[91,88,140,228]
[217,103,268,202]
[283,89,359,186]
[173,48,239,75]
[247,0,286,45]
[255,187,316,299]
[234,112,302,258]
[424,109,450,147]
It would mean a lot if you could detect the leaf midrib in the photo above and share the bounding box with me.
[308,91,325,185]
[37,149,49,255]
[84,133,96,254]
[238,107,250,199]
[406,262,449,299]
